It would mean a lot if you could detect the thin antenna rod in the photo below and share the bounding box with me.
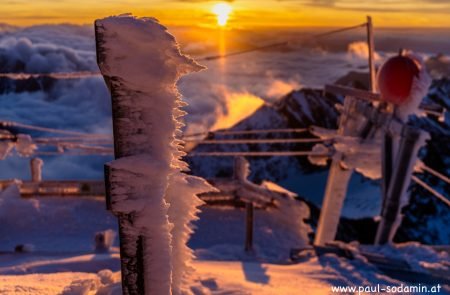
[366,16,377,92]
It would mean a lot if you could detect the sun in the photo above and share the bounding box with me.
[212,3,232,27]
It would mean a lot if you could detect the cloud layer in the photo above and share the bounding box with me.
[0,24,448,179]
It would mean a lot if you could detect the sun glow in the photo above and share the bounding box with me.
[212,3,232,27]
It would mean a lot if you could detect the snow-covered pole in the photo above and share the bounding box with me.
[380,131,394,213]
[95,20,145,294]
[375,53,431,244]
[234,157,254,252]
[95,14,209,294]
[245,202,254,253]
[314,97,368,246]
[30,158,43,182]
[375,126,428,244]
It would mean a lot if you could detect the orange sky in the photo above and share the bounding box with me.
[2,0,450,28]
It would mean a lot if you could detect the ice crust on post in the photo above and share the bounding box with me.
[96,14,214,294]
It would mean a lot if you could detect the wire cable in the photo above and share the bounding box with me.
[187,151,331,157]
[0,71,101,80]
[0,121,110,138]
[198,23,367,61]
[185,138,328,144]
[183,128,309,138]
[411,175,450,207]
[417,163,450,185]
[35,151,113,156]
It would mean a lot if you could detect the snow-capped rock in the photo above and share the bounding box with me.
[187,77,450,245]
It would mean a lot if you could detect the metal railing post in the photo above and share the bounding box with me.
[375,125,427,244]
[366,16,376,92]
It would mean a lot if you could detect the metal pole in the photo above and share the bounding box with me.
[233,157,254,252]
[380,132,394,213]
[375,126,425,244]
[314,97,367,246]
[95,21,145,295]
[314,152,353,246]
[366,16,376,92]
[245,202,254,253]
[30,158,43,182]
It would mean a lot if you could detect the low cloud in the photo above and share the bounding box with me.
[347,41,380,61]
[265,79,301,100]
[176,0,233,2]
[211,91,265,131]
[1,24,447,179]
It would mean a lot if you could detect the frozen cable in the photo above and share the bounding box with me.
[35,151,113,156]
[411,175,450,207]
[185,138,328,144]
[36,141,112,149]
[198,23,366,61]
[415,162,450,185]
[188,151,331,157]
[0,71,102,80]
[59,143,114,153]
[35,137,113,144]
[0,121,111,138]
[183,128,309,138]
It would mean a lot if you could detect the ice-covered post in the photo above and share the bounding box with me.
[375,126,428,244]
[96,14,212,294]
[234,157,254,252]
[314,97,368,246]
[375,53,431,244]
[30,158,43,182]
[245,202,254,253]
[366,16,376,92]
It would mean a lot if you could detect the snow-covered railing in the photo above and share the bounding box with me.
[0,179,105,197]
[314,55,440,246]
[206,157,310,252]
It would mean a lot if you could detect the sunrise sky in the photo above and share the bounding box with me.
[2,0,450,28]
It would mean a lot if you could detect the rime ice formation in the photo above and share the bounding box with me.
[0,141,14,160]
[396,54,432,122]
[96,14,215,294]
[15,134,37,157]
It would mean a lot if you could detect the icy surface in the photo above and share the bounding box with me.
[335,136,382,180]
[1,203,449,294]
[0,184,117,252]
[191,206,311,262]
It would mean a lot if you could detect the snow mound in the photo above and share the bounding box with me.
[0,183,117,252]
[191,205,311,262]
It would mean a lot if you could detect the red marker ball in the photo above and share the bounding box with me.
[377,54,420,105]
